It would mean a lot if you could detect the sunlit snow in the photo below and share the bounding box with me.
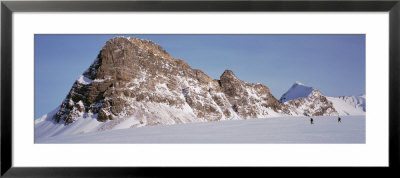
[35,115,365,144]
[280,82,315,103]
[76,75,93,85]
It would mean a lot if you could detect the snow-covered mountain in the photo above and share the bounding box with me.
[326,95,366,116]
[279,82,365,116]
[279,81,314,103]
[279,82,338,116]
[35,36,365,139]
[36,36,289,138]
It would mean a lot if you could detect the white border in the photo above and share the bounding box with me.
[13,12,388,167]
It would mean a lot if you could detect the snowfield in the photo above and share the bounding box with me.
[35,115,365,144]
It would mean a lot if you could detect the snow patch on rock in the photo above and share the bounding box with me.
[76,75,93,85]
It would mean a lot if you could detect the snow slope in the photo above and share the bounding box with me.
[35,115,365,144]
[35,83,365,140]
[35,108,107,139]
[337,95,365,111]
[34,102,203,139]
[279,82,315,103]
[327,95,366,115]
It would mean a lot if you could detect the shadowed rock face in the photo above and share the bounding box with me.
[53,36,336,127]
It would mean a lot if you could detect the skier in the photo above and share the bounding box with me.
[338,117,342,123]
[310,118,314,125]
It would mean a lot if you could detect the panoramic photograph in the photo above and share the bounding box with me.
[34,34,366,143]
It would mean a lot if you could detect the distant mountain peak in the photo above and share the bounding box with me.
[279,82,315,103]
[280,82,337,116]
[326,94,366,115]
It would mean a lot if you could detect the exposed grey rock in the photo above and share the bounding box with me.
[53,36,338,128]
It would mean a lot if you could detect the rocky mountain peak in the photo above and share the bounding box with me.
[220,69,241,83]
[51,36,341,128]
[221,69,236,77]
[102,36,172,63]
[281,83,337,116]
[218,69,288,118]
[219,70,243,97]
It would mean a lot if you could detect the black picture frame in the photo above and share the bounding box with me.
[1,0,399,177]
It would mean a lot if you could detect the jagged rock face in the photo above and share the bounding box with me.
[54,37,245,126]
[284,89,338,116]
[278,82,338,116]
[54,36,337,128]
[219,70,289,118]
[53,55,102,124]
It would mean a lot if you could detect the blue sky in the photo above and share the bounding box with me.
[35,34,365,118]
